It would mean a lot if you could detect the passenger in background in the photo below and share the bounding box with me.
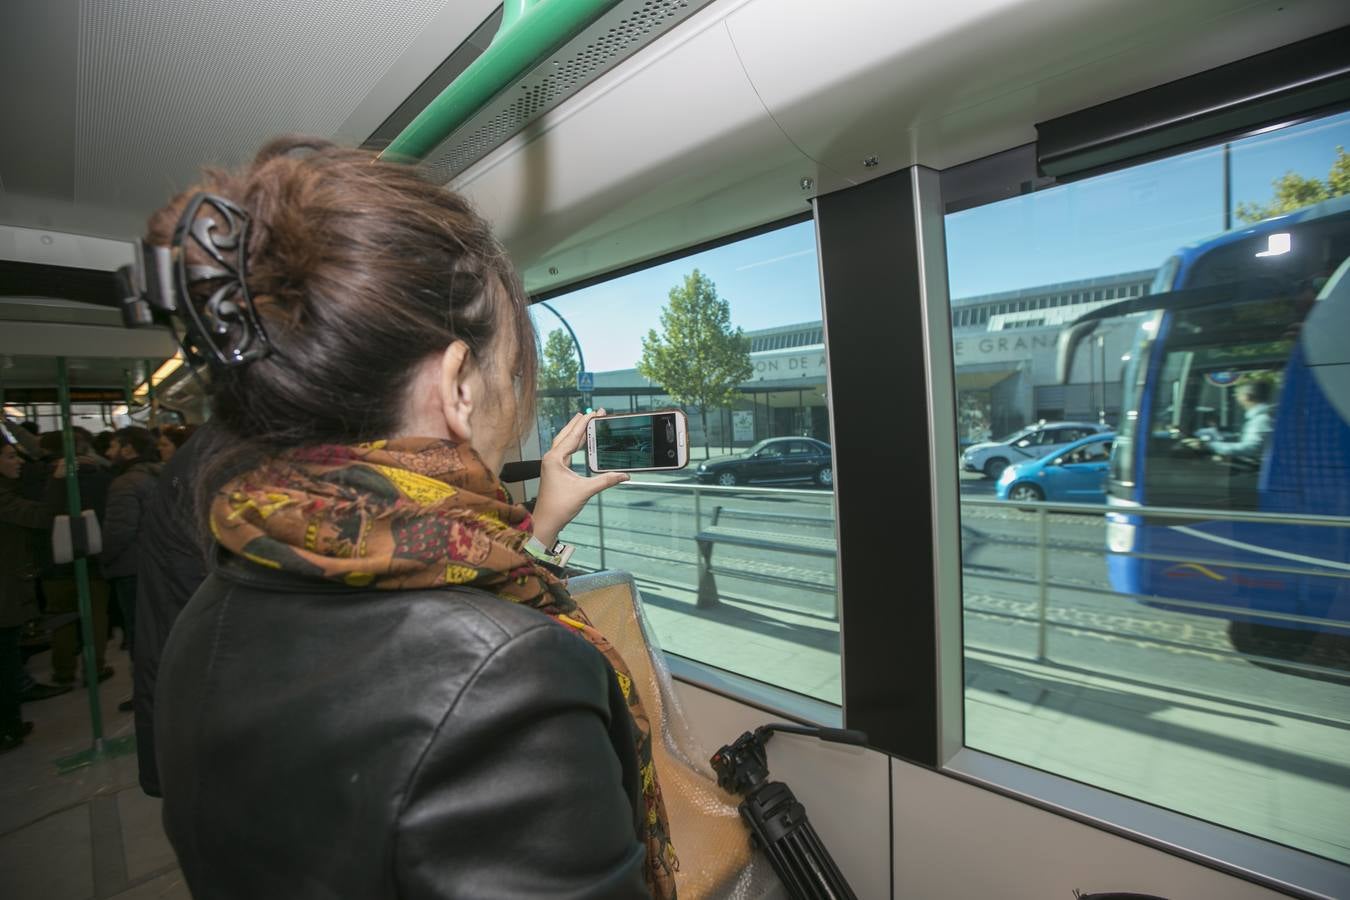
[92,430,115,462]
[152,137,670,898]
[1184,381,1276,464]
[37,430,114,689]
[1,440,52,751]
[132,422,209,797]
[155,425,195,465]
[102,426,161,712]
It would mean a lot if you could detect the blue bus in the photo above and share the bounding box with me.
[1065,196,1350,658]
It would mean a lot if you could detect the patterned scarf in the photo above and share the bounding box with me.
[209,438,678,898]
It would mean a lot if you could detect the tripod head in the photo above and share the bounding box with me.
[710,723,869,900]
[710,723,868,797]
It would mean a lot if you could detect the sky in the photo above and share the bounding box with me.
[535,111,1350,373]
[530,221,824,373]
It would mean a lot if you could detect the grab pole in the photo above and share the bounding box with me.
[380,0,621,164]
[57,357,106,752]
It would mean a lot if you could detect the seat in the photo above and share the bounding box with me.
[569,571,763,899]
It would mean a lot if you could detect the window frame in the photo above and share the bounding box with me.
[935,128,1350,898]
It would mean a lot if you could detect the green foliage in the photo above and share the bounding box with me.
[538,328,580,424]
[637,270,753,453]
[1235,146,1350,224]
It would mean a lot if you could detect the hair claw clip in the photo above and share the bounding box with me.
[118,193,273,369]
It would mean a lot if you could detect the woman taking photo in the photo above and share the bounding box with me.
[151,138,676,898]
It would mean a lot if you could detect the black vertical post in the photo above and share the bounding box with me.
[816,170,939,764]
[1222,142,1232,232]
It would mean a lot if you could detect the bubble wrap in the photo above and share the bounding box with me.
[570,570,785,899]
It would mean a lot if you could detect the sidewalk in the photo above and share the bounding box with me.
[600,568,1350,865]
[0,643,187,900]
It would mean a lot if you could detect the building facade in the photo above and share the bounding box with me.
[534,269,1156,454]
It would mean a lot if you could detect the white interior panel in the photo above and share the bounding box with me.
[890,758,1295,900]
[455,12,847,293]
[0,322,177,360]
[0,225,132,270]
[726,0,1348,179]
[462,0,1348,287]
[671,679,891,900]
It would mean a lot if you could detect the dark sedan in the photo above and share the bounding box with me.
[694,437,833,487]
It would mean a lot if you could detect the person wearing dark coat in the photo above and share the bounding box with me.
[1,441,51,751]
[150,139,673,898]
[133,423,209,797]
[102,427,162,659]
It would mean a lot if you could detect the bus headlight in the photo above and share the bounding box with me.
[1107,518,1136,553]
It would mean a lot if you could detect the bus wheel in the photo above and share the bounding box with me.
[1227,621,1336,678]
[1228,621,1313,655]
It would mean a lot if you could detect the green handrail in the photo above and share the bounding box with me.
[380,0,621,164]
[57,357,105,750]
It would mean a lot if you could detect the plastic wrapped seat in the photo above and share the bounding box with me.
[569,571,776,899]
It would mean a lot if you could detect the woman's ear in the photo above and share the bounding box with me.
[439,341,475,442]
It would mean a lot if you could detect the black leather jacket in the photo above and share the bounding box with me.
[157,555,652,899]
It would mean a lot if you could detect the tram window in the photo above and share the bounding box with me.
[527,220,839,703]
[943,108,1350,864]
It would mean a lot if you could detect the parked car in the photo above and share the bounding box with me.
[695,437,832,487]
[961,421,1108,479]
[995,432,1116,504]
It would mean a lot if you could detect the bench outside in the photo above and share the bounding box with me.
[696,510,831,615]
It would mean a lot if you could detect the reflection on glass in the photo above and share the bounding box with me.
[529,222,841,703]
[947,110,1350,863]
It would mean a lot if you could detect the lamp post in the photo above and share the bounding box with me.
[1096,333,1107,425]
[537,301,590,411]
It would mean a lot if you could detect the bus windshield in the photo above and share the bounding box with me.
[1119,295,1300,509]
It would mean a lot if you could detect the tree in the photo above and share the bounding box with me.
[537,328,580,428]
[1235,146,1350,224]
[637,269,753,457]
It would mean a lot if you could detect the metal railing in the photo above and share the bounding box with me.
[960,496,1350,679]
[566,479,839,618]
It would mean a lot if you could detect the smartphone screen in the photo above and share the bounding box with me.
[588,410,688,472]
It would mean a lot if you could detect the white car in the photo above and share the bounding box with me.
[961,421,1108,480]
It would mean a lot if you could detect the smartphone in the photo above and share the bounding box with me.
[586,410,689,473]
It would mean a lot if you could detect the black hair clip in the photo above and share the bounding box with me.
[117,193,273,369]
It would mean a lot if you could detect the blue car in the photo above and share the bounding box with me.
[995,433,1115,504]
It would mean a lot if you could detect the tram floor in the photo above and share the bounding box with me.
[0,643,187,900]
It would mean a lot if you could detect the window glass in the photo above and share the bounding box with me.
[946,110,1350,863]
[526,221,840,703]
[1062,440,1111,464]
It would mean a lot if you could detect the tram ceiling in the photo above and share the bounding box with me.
[0,0,500,239]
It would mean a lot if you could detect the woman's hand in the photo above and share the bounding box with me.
[530,409,629,547]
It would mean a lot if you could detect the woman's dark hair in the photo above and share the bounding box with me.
[93,431,115,458]
[114,426,160,462]
[39,427,95,459]
[160,425,197,449]
[144,136,538,533]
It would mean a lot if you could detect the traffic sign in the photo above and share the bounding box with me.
[577,371,594,392]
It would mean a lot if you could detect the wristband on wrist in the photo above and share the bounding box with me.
[524,535,575,569]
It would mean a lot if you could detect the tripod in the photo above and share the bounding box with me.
[710,723,868,900]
